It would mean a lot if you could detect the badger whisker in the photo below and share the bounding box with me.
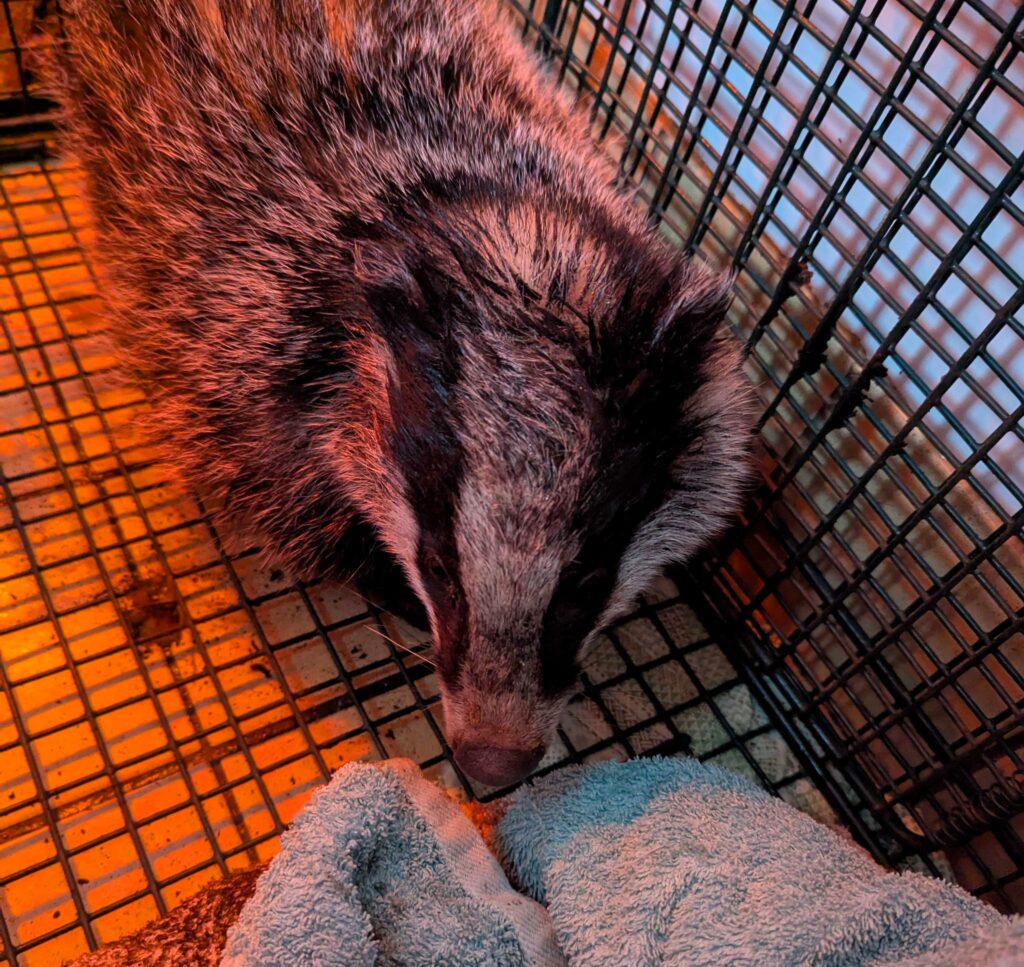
[366,625,437,668]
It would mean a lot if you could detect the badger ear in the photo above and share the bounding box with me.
[354,243,464,445]
[648,261,734,362]
[354,241,424,323]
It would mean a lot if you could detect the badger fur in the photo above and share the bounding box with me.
[57,0,753,786]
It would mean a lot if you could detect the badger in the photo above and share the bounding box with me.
[56,0,753,787]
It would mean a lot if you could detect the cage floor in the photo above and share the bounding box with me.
[0,155,831,965]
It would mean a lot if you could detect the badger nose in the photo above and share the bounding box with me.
[453,742,545,787]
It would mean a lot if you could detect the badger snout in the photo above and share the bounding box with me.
[440,679,566,787]
[453,737,545,787]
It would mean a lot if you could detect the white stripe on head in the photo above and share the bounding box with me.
[452,328,593,641]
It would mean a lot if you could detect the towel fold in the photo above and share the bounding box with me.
[220,758,561,966]
[222,756,1023,967]
[496,758,1023,966]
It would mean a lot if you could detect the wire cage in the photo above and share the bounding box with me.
[509,0,1023,912]
[0,0,1021,961]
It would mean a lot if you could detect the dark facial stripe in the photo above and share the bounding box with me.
[538,282,723,695]
[538,447,683,696]
[366,255,470,686]
[538,417,706,695]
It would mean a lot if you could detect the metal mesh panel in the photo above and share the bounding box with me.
[0,1,58,157]
[509,0,1024,913]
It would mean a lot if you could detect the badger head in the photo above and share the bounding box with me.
[333,203,754,787]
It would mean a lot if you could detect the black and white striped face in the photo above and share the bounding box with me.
[434,346,750,787]
[344,238,753,788]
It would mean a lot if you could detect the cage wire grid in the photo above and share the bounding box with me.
[0,0,1022,960]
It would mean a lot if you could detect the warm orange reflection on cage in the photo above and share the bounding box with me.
[0,159,455,964]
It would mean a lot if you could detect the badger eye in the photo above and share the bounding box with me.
[575,566,609,591]
[423,553,456,598]
[425,553,452,587]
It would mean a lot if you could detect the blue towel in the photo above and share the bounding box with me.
[496,758,1024,966]
[220,758,561,966]
[222,757,1023,966]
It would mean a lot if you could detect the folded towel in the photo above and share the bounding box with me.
[222,755,1023,967]
[220,758,561,967]
[495,758,1024,966]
